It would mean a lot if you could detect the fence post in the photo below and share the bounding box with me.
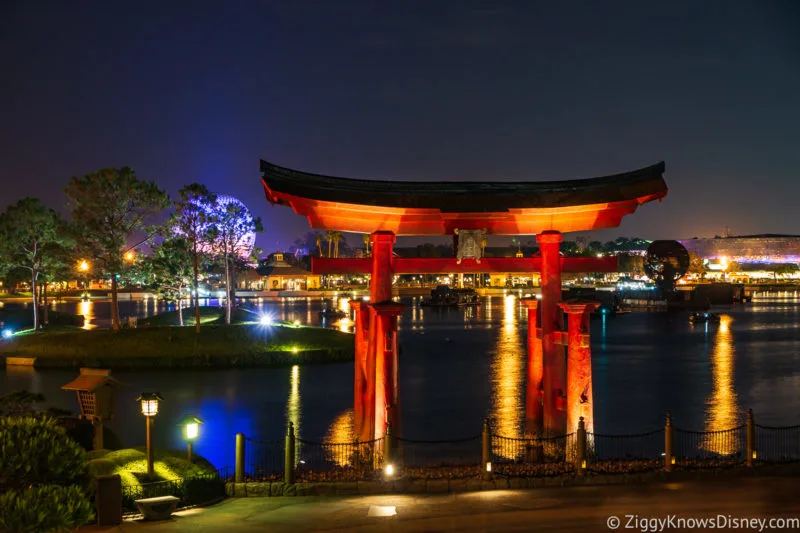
[482,418,492,480]
[576,417,587,475]
[746,409,756,467]
[285,422,296,484]
[664,412,674,472]
[384,422,395,477]
[235,433,245,483]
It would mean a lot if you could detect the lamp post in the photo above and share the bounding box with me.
[137,393,162,476]
[177,414,203,463]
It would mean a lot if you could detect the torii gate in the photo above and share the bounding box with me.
[261,159,668,443]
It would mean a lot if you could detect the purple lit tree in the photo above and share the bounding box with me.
[172,184,217,333]
[208,196,262,325]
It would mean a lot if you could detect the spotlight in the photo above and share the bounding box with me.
[293,320,300,327]
[259,315,273,326]
[1,329,12,339]
[385,463,394,477]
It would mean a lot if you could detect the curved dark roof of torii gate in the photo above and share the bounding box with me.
[260,159,667,212]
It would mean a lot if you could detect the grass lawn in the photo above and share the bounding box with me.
[138,306,223,327]
[87,447,216,487]
[1,322,354,369]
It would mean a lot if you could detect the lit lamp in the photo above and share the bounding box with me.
[137,392,162,476]
[124,251,135,262]
[177,414,203,463]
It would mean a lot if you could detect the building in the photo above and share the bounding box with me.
[256,253,321,291]
[679,235,800,264]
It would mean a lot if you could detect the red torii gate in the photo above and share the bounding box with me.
[261,159,668,443]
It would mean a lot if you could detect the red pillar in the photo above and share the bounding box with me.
[558,300,600,435]
[371,302,405,441]
[350,300,370,442]
[369,231,395,303]
[537,230,565,437]
[365,231,396,441]
[521,298,543,438]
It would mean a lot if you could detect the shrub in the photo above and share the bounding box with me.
[0,485,92,533]
[0,417,92,532]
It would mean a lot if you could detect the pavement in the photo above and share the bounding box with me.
[85,477,800,533]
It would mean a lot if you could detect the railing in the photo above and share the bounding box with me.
[245,437,284,481]
[120,470,226,516]
[491,433,577,477]
[673,427,745,469]
[295,438,383,481]
[396,434,482,478]
[231,410,800,485]
[587,429,664,474]
[755,424,800,463]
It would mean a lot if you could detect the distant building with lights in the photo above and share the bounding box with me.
[253,253,321,291]
[679,235,800,264]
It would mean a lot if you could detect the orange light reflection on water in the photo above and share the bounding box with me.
[704,315,739,455]
[491,294,525,458]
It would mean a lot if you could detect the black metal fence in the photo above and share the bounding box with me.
[490,433,578,477]
[232,411,800,484]
[755,424,800,463]
[587,429,665,474]
[120,470,226,516]
[673,427,745,469]
[295,438,383,481]
[245,437,284,481]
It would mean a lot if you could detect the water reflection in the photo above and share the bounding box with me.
[286,364,302,465]
[78,300,95,330]
[324,409,355,466]
[491,294,525,457]
[704,315,739,455]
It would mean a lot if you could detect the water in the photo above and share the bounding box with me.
[2,295,800,469]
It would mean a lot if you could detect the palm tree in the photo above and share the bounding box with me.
[325,230,334,259]
[315,234,324,257]
[332,231,342,258]
[362,233,371,256]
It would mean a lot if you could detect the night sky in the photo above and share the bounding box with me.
[1,1,799,251]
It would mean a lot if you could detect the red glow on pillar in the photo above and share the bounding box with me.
[521,298,544,438]
[559,301,600,436]
[538,230,566,437]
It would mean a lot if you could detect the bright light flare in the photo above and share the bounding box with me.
[1,329,13,339]
[385,464,394,477]
[292,346,299,354]
[78,260,90,272]
[259,315,273,326]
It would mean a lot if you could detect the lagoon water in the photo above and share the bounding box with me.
[2,295,800,469]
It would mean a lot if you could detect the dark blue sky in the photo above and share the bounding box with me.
[1,1,798,251]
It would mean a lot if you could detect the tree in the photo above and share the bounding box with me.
[687,252,705,279]
[773,263,798,280]
[145,237,193,326]
[316,234,324,257]
[66,167,169,332]
[331,231,342,258]
[209,197,262,325]
[172,184,217,333]
[0,417,92,533]
[362,233,371,256]
[325,230,335,258]
[0,198,70,330]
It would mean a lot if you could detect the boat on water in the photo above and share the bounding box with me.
[319,308,347,320]
[420,286,480,308]
[689,311,721,323]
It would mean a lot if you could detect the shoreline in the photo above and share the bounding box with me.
[0,324,354,371]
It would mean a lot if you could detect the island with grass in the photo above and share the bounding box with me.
[1,306,354,370]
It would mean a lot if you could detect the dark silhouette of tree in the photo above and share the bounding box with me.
[66,167,168,332]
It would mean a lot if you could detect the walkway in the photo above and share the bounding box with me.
[86,477,800,533]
